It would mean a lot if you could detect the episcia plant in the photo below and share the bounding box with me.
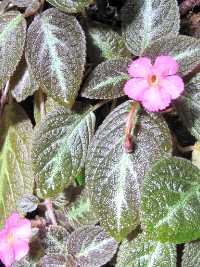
[1,0,200,266]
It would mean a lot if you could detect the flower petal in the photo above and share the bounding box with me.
[124,78,149,101]
[13,239,29,261]
[128,57,152,78]
[0,244,14,267]
[154,56,179,76]
[12,218,32,242]
[142,87,171,112]
[160,75,184,99]
[0,229,8,251]
[5,213,21,229]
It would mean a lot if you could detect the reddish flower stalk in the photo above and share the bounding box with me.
[180,0,200,16]
[44,199,57,226]
[123,101,140,153]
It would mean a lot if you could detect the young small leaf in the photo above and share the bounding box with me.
[26,8,86,108]
[121,0,180,55]
[17,194,39,215]
[182,240,200,267]
[47,0,92,14]
[32,107,96,197]
[66,225,118,267]
[86,101,172,241]
[0,11,26,89]
[116,233,176,267]
[141,157,200,243]
[143,35,200,76]
[0,103,34,226]
[175,73,200,139]
[87,24,132,61]
[81,59,130,99]
[10,59,39,102]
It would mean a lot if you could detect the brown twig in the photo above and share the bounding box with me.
[123,101,140,153]
[180,0,200,16]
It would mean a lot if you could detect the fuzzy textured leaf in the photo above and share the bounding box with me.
[121,0,180,55]
[0,11,26,89]
[47,0,92,13]
[141,157,200,243]
[182,240,200,267]
[17,194,39,215]
[86,101,172,241]
[81,59,130,99]
[143,35,200,76]
[116,233,176,267]
[26,8,86,107]
[87,24,132,61]
[175,73,200,139]
[32,107,96,197]
[66,225,118,267]
[38,254,68,267]
[0,103,34,226]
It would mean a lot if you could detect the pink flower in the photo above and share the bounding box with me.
[0,213,32,267]
[123,56,184,112]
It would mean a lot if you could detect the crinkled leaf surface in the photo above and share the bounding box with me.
[143,35,200,76]
[88,24,132,61]
[121,0,179,55]
[116,233,176,267]
[65,189,98,228]
[182,240,200,267]
[32,107,96,197]
[86,101,172,241]
[81,59,130,99]
[10,59,39,102]
[0,103,34,226]
[66,225,118,267]
[47,0,92,13]
[38,254,68,267]
[175,73,200,139]
[17,194,39,215]
[26,8,86,107]
[141,157,200,243]
[0,11,26,89]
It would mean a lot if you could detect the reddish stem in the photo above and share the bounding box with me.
[44,199,57,226]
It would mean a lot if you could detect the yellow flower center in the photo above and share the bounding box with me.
[148,74,159,87]
[7,232,14,244]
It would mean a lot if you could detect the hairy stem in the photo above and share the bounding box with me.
[0,81,10,117]
[44,199,57,226]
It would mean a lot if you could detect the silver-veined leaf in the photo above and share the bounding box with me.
[32,107,96,197]
[86,101,172,241]
[0,103,34,226]
[182,240,200,267]
[121,0,180,55]
[66,225,118,267]
[0,11,26,89]
[141,157,200,243]
[26,8,86,108]
[116,233,176,267]
[47,0,92,14]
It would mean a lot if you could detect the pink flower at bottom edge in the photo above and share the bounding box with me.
[0,213,32,267]
[123,56,184,112]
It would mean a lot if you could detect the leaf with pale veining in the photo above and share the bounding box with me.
[0,11,26,89]
[0,103,34,226]
[121,0,180,55]
[182,240,200,267]
[47,0,92,13]
[26,8,86,107]
[66,225,118,267]
[86,101,172,241]
[116,233,176,267]
[32,107,96,197]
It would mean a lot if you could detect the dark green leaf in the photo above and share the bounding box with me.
[47,0,92,13]
[143,35,200,76]
[32,107,95,197]
[182,240,200,267]
[175,73,200,139]
[0,103,34,226]
[86,101,172,241]
[26,8,86,108]
[88,24,132,61]
[121,0,180,56]
[81,59,130,99]
[66,225,118,267]
[141,157,200,243]
[0,11,26,89]
[116,233,176,267]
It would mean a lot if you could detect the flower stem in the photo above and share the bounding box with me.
[123,101,140,153]
[44,199,57,226]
